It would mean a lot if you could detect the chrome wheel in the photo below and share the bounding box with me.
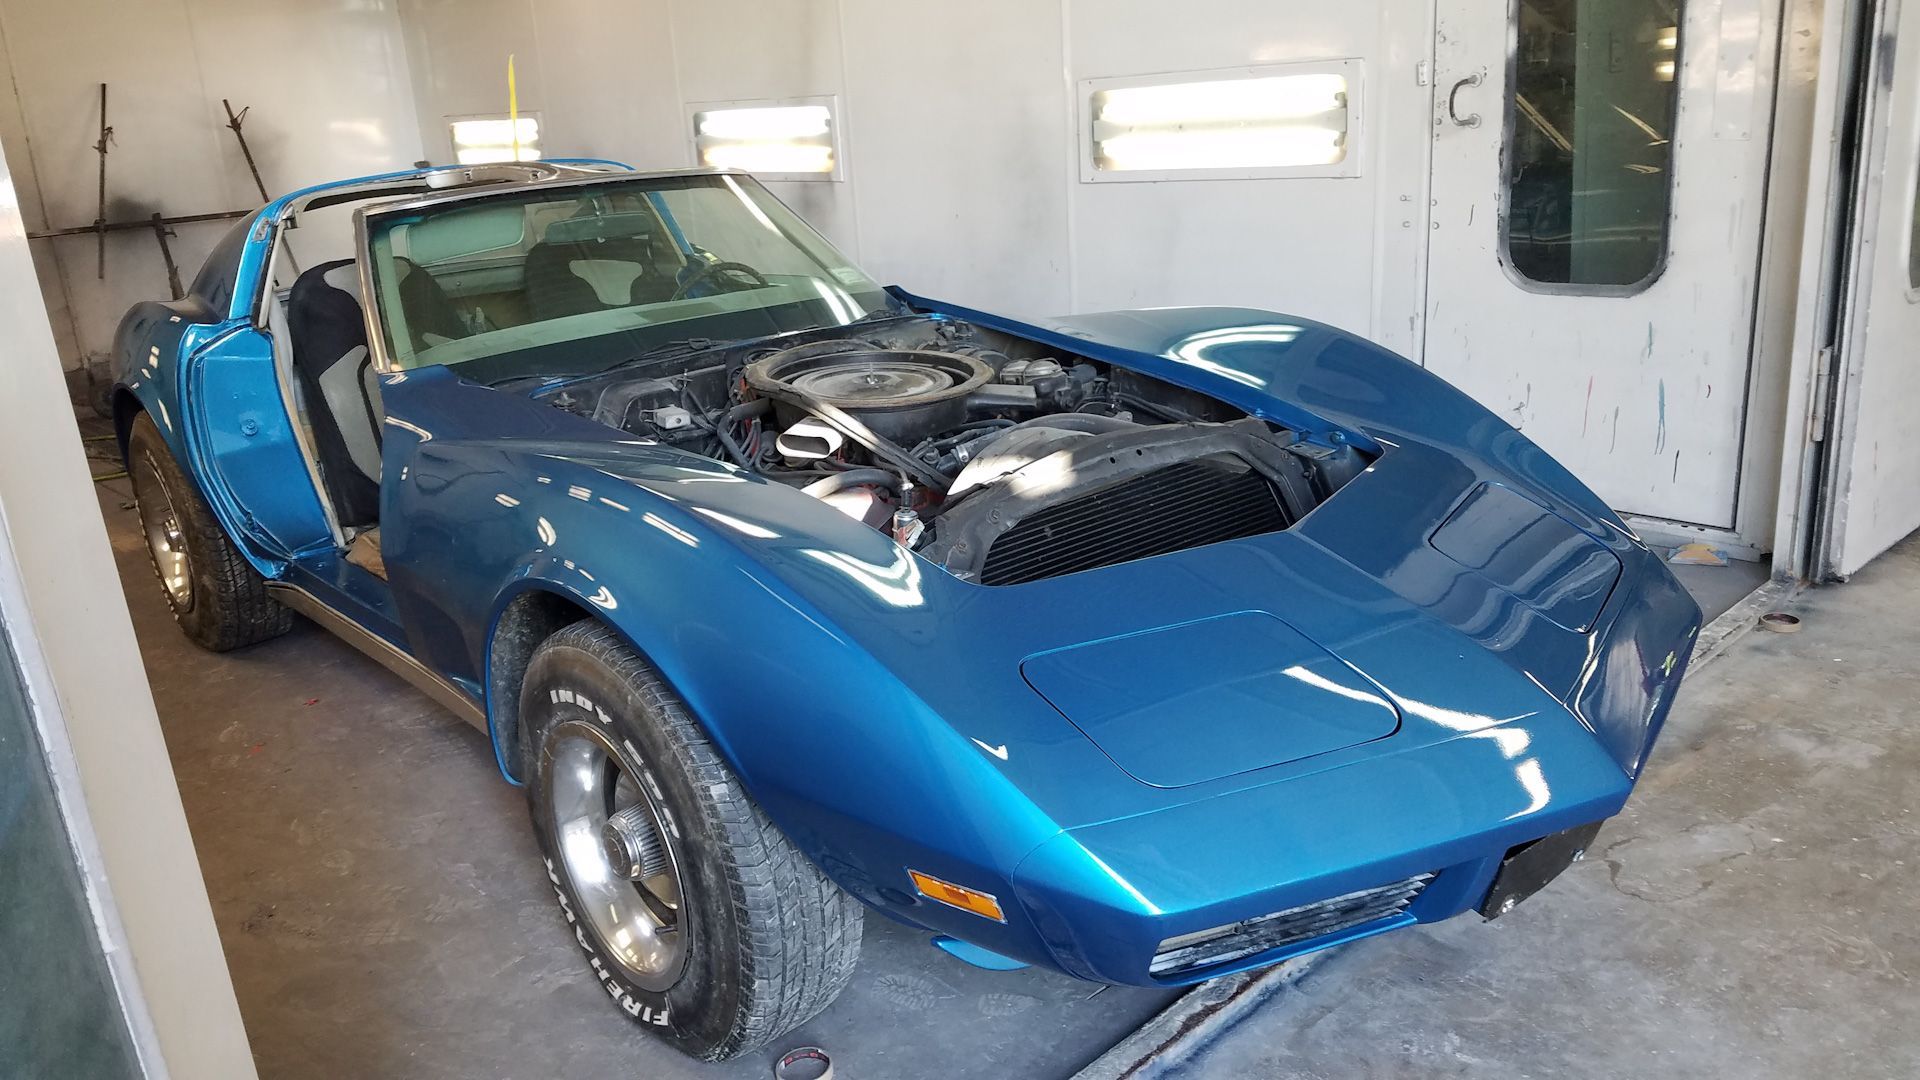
[137,451,193,610]
[543,719,690,991]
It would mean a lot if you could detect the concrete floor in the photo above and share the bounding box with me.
[1186,536,1920,1079]
[89,473,1173,1079]
[1668,556,1771,622]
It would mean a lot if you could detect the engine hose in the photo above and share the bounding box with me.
[1011,412,1140,434]
[930,418,1016,450]
[801,468,901,499]
[919,412,1141,524]
[714,423,756,471]
[691,412,758,472]
[749,381,952,492]
[1112,392,1199,424]
[725,398,771,423]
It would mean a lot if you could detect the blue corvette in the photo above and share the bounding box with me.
[114,161,1699,1060]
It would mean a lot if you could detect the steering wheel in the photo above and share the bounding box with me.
[670,260,770,301]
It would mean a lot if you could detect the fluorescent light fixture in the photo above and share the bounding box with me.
[1098,126,1345,172]
[449,116,541,165]
[698,105,830,141]
[693,101,838,179]
[703,142,834,173]
[1097,73,1347,128]
[1082,63,1360,181]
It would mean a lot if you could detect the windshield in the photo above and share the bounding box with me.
[363,172,890,382]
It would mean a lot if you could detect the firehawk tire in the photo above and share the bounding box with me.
[126,412,293,652]
[521,620,862,1061]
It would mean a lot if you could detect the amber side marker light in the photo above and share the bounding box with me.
[908,870,1006,922]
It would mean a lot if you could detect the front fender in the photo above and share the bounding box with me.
[377,405,1072,961]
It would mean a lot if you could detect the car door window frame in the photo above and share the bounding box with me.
[251,214,354,550]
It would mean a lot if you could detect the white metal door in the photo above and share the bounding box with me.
[1423,0,1779,529]
[1823,0,1920,576]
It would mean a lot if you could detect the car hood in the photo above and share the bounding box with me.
[531,424,1688,832]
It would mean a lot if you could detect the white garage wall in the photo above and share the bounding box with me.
[1065,0,1422,343]
[836,0,1073,318]
[397,0,683,171]
[668,0,864,255]
[394,0,1428,335]
[0,0,424,370]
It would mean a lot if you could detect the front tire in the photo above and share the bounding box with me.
[126,412,292,651]
[521,621,862,1061]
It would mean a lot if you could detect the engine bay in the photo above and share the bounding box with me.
[530,314,1370,583]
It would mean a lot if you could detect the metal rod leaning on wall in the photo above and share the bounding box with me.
[27,209,251,241]
[223,98,295,274]
[149,213,183,300]
[28,210,253,301]
[221,99,271,204]
[92,82,112,279]
[35,99,265,302]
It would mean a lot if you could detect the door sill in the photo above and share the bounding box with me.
[265,582,487,733]
[1620,515,1767,562]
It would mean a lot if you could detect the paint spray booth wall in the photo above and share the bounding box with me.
[0,0,424,372]
[394,0,1418,346]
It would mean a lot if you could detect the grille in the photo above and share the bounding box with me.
[977,457,1290,586]
[1150,873,1435,977]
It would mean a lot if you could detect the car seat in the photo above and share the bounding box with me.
[523,213,678,321]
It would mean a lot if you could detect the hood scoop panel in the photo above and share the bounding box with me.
[1021,611,1401,788]
[1428,483,1621,633]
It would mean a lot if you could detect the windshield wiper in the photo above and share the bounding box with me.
[487,372,571,392]
[582,337,721,378]
[488,338,723,390]
[844,305,911,327]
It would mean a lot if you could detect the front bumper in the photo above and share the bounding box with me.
[1007,706,1633,986]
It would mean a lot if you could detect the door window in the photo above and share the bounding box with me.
[0,616,145,1076]
[1503,0,1683,289]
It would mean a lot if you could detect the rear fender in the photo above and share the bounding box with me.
[113,299,200,463]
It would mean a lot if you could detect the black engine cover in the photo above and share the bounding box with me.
[920,419,1318,584]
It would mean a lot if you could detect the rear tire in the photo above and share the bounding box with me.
[126,412,293,651]
[521,621,862,1061]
